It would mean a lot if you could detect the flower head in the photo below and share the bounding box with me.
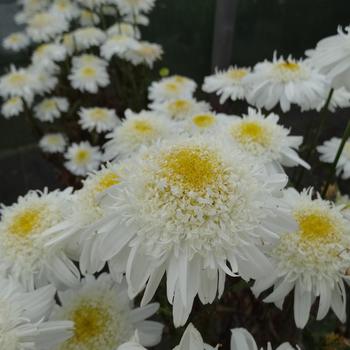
[78,107,119,133]
[1,97,24,119]
[39,133,67,153]
[3,32,30,51]
[34,97,69,122]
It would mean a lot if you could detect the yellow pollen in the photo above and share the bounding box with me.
[94,172,120,193]
[8,34,21,44]
[8,73,27,86]
[138,46,155,56]
[35,44,48,55]
[75,150,90,164]
[192,114,216,128]
[81,66,97,78]
[9,208,43,237]
[277,61,300,71]
[90,108,107,121]
[42,99,57,111]
[31,14,51,28]
[227,69,248,80]
[169,99,190,113]
[173,76,186,83]
[8,97,20,105]
[232,121,270,146]
[164,83,180,92]
[132,120,153,134]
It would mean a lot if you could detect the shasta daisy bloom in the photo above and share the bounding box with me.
[104,109,175,160]
[149,98,211,121]
[202,66,250,104]
[78,107,119,133]
[0,277,73,350]
[181,112,227,136]
[96,135,287,327]
[123,41,163,68]
[317,87,350,112]
[116,0,156,15]
[50,0,80,20]
[20,0,50,15]
[244,54,329,112]
[39,133,67,153]
[32,43,67,68]
[317,137,350,179]
[72,54,108,69]
[79,9,100,27]
[122,13,149,26]
[27,11,68,42]
[49,274,163,350]
[73,27,107,51]
[100,35,138,61]
[1,96,24,119]
[0,188,80,290]
[3,32,30,51]
[253,188,350,328]
[64,141,102,176]
[226,108,310,168]
[34,97,69,122]
[148,75,197,102]
[107,22,140,39]
[32,65,59,95]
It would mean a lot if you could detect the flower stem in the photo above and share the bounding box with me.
[22,98,42,139]
[322,119,350,198]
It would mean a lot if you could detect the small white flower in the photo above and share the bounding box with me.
[78,9,100,27]
[73,27,107,51]
[34,97,69,122]
[78,107,119,133]
[64,141,102,176]
[244,54,330,112]
[39,133,67,153]
[1,97,24,119]
[76,0,109,9]
[181,112,226,136]
[72,54,108,69]
[107,22,140,39]
[116,0,156,15]
[100,35,138,61]
[318,137,350,179]
[32,43,67,68]
[123,41,163,68]
[32,65,59,95]
[202,66,250,104]
[50,0,80,20]
[3,32,30,51]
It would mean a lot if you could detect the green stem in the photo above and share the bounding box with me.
[22,99,42,139]
[322,119,350,197]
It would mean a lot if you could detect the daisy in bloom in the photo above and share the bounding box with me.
[202,66,250,104]
[181,112,224,136]
[64,141,102,176]
[96,135,287,326]
[50,0,80,20]
[104,109,175,160]
[318,138,350,179]
[123,41,163,68]
[306,26,350,90]
[122,13,149,26]
[107,22,140,39]
[73,27,107,51]
[26,11,69,42]
[149,98,211,121]
[116,0,156,15]
[226,108,309,168]
[32,65,59,95]
[3,32,30,51]
[317,87,350,112]
[244,54,329,112]
[0,276,73,350]
[253,188,350,328]
[148,75,197,102]
[100,35,138,61]
[32,43,67,68]
[20,0,50,15]
[0,188,80,290]
[76,0,108,9]
[34,97,69,122]
[78,107,119,133]
[39,133,67,153]
[69,55,110,94]
[1,96,24,119]
[49,274,163,350]
[79,9,100,27]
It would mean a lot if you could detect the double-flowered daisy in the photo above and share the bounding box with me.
[244,54,329,112]
[96,135,287,327]
[226,108,309,168]
[1,96,24,119]
[104,109,174,160]
[34,97,69,122]
[73,27,107,51]
[39,133,67,153]
[64,141,102,176]
[253,188,350,328]
[318,137,350,179]
[202,66,250,104]
[49,274,163,350]
[123,41,163,68]
[78,107,119,133]
[0,188,80,290]
[3,32,30,51]
[0,276,73,350]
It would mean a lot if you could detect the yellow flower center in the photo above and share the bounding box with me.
[164,83,180,93]
[46,135,61,145]
[35,44,49,56]
[8,34,21,44]
[226,68,248,80]
[81,66,97,78]
[132,120,154,134]
[8,73,28,87]
[9,208,43,237]
[75,150,91,164]
[41,99,57,111]
[31,13,51,28]
[232,121,270,146]
[8,97,20,105]
[192,114,216,128]
[168,99,190,113]
[90,108,108,121]
[173,76,187,84]
[94,172,120,193]
[277,61,300,71]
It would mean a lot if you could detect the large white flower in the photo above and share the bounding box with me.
[253,188,350,328]
[34,97,69,122]
[317,137,350,179]
[0,189,80,290]
[95,135,287,327]
[0,277,73,350]
[244,54,329,112]
[1,97,24,119]
[3,32,30,51]
[78,107,119,133]
[202,66,250,104]
[39,133,67,153]
[73,27,107,51]
[123,41,163,68]
[225,108,309,168]
[49,274,163,350]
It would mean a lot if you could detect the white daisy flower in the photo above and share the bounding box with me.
[50,0,80,20]
[49,274,163,350]
[39,133,67,153]
[202,66,250,104]
[71,54,108,69]
[78,107,119,133]
[27,11,69,42]
[62,33,76,55]
[116,0,155,15]
[32,65,59,95]
[181,112,226,135]
[122,13,149,26]
[32,43,67,68]
[244,54,329,112]
[0,188,80,290]
[0,276,73,350]
[104,109,175,160]
[306,26,350,90]
[20,0,50,15]
[78,9,100,27]
[95,135,287,327]
[64,141,102,176]
[148,75,197,102]
[123,41,163,68]
[34,97,69,122]
[318,137,350,179]
[107,22,140,39]
[76,0,109,9]
[1,96,24,119]
[253,188,350,328]
[149,98,211,121]
[100,35,138,61]
[3,32,30,51]
[73,27,107,51]
[226,108,309,168]
[317,86,350,112]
